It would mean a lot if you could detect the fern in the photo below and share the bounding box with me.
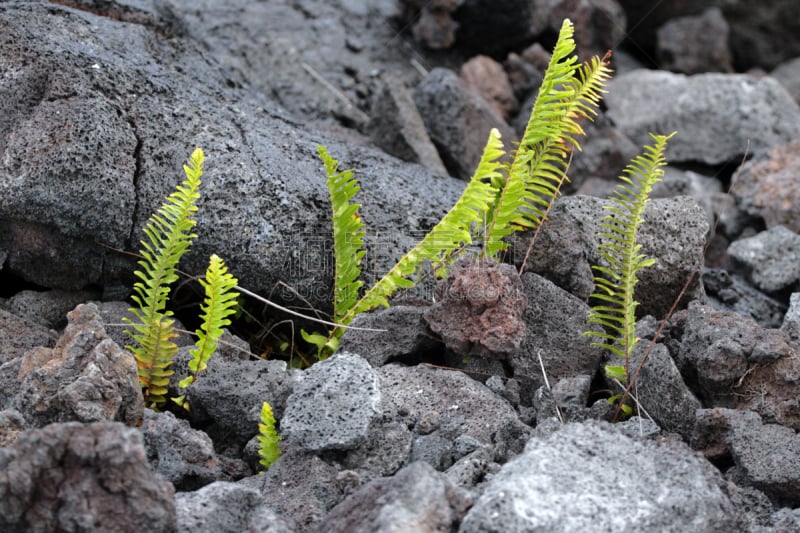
[324,128,505,344]
[174,254,240,410]
[258,401,281,471]
[301,147,367,356]
[125,147,203,407]
[585,132,676,405]
[483,19,612,259]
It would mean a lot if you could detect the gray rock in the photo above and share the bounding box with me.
[0,307,56,367]
[772,56,800,104]
[1,289,100,330]
[176,481,294,533]
[175,352,294,452]
[12,303,144,428]
[694,409,800,505]
[445,445,495,488]
[536,0,628,63]
[633,196,708,317]
[516,195,708,318]
[340,420,414,481]
[0,422,175,533]
[720,0,800,71]
[241,450,342,531]
[781,292,800,340]
[656,7,732,74]
[339,305,440,367]
[378,363,529,455]
[677,302,800,430]
[316,461,466,533]
[515,195,603,301]
[142,409,242,491]
[460,420,744,532]
[366,76,448,175]
[514,272,602,398]
[414,67,516,180]
[606,70,800,164]
[0,2,467,311]
[618,343,701,439]
[282,352,381,452]
[728,226,800,293]
[733,141,800,234]
[701,268,786,329]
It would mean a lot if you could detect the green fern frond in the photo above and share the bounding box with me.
[330,128,505,339]
[135,316,179,407]
[177,254,239,398]
[585,132,676,375]
[258,401,281,471]
[483,20,612,259]
[125,147,203,406]
[318,146,366,323]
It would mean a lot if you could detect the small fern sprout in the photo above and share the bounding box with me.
[125,147,204,408]
[174,254,240,410]
[585,132,676,415]
[258,401,281,471]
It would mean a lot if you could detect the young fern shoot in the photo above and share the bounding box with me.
[174,254,240,410]
[482,19,612,259]
[301,146,367,357]
[585,132,676,413]
[125,148,203,407]
[258,401,281,470]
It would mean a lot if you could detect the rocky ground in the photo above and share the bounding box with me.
[1,1,800,531]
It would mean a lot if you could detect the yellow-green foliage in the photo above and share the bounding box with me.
[312,129,504,356]
[174,254,240,410]
[258,401,281,470]
[302,146,367,356]
[483,19,612,258]
[585,132,676,393]
[305,19,610,359]
[125,148,203,407]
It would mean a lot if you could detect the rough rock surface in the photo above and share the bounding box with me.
[414,67,516,180]
[176,481,294,533]
[425,258,528,358]
[317,461,466,533]
[656,7,732,74]
[675,302,800,430]
[11,303,143,428]
[0,422,175,533]
[728,225,800,293]
[0,1,466,311]
[733,141,800,234]
[514,273,601,398]
[460,420,744,532]
[0,308,56,366]
[693,409,800,505]
[772,57,800,104]
[339,305,441,367]
[281,352,381,452]
[606,70,800,164]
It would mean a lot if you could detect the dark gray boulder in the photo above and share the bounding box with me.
[0,422,175,533]
[460,420,745,532]
[728,226,800,293]
[11,303,144,428]
[606,70,800,165]
[281,352,381,453]
[316,461,468,533]
[0,1,467,312]
[176,481,294,533]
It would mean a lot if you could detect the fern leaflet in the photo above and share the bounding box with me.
[483,19,612,259]
[585,132,676,383]
[258,401,281,470]
[175,254,240,409]
[125,147,203,406]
